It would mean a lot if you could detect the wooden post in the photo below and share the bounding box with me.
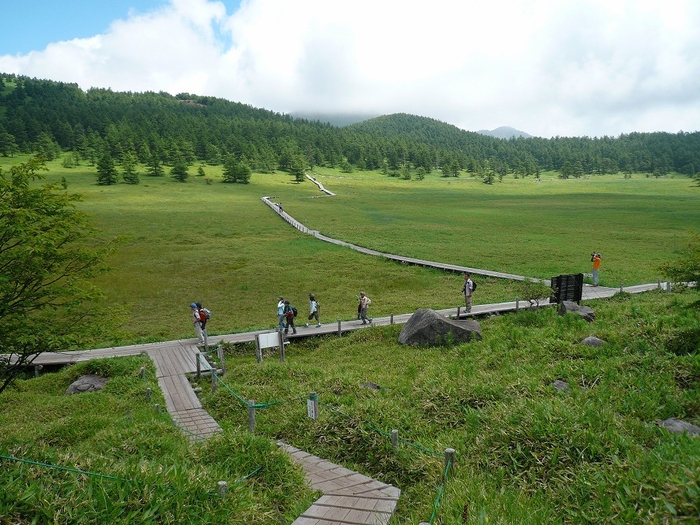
[445,448,456,473]
[217,345,226,376]
[391,429,398,448]
[390,313,394,325]
[146,387,152,401]
[658,279,661,289]
[211,373,217,394]
[140,366,145,379]
[620,283,624,293]
[666,281,672,292]
[155,403,160,412]
[255,336,262,363]
[196,352,201,380]
[337,319,342,337]
[248,400,256,433]
[278,331,286,363]
[515,298,519,313]
[457,306,461,319]
[34,364,43,378]
[218,481,228,496]
[308,392,319,420]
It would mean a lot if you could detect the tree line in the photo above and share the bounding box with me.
[1,73,699,183]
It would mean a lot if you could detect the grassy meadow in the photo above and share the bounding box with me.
[2,154,699,346]
[2,154,700,523]
[196,290,700,524]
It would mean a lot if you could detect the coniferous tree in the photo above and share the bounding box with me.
[121,151,140,184]
[171,156,189,182]
[96,152,118,185]
[147,152,164,177]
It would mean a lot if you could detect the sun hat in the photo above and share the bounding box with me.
[190,302,197,309]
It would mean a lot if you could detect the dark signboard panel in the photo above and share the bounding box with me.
[550,273,583,304]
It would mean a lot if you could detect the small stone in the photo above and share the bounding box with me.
[580,336,606,347]
[553,380,570,392]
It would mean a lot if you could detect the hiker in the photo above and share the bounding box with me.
[190,302,204,344]
[462,273,474,313]
[196,302,210,341]
[283,300,297,334]
[359,291,372,324]
[591,252,601,286]
[277,296,286,330]
[305,293,321,328]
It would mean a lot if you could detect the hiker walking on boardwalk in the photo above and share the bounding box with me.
[462,273,475,313]
[196,302,210,341]
[191,302,205,344]
[283,300,298,334]
[591,252,601,286]
[277,296,286,330]
[359,291,372,324]
[305,294,321,328]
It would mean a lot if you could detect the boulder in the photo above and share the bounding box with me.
[656,417,700,437]
[65,374,108,395]
[580,336,606,347]
[558,300,595,322]
[398,309,481,346]
[553,380,570,392]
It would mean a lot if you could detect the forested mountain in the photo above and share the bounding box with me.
[1,73,699,179]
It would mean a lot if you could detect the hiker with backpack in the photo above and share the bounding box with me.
[304,294,321,328]
[190,302,205,344]
[358,291,372,325]
[462,273,476,313]
[196,302,211,339]
[283,300,298,334]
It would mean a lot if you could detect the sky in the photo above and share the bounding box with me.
[1,0,699,138]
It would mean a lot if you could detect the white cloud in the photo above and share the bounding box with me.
[1,0,700,137]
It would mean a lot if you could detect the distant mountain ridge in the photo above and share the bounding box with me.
[477,126,533,139]
[291,112,378,127]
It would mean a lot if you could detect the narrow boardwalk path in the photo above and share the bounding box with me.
[279,442,400,525]
[146,343,221,441]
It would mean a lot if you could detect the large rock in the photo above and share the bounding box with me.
[398,309,481,346]
[65,374,108,395]
[656,418,700,437]
[580,336,606,347]
[558,300,595,322]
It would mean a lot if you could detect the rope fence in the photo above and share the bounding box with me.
[207,367,454,523]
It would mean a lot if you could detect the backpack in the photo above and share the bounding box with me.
[199,308,211,322]
[292,306,298,318]
[471,281,477,292]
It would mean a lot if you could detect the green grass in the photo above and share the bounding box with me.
[3,153,700,523]
[197,290,700,524]
[0,357,315,524]
[2,155,697,346]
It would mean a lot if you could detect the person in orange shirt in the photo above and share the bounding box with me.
[591,252,601,286]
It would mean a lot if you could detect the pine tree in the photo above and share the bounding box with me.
[96,152,118,185]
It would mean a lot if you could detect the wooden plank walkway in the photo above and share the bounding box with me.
[147,343,221,441]
[278,442,400,525]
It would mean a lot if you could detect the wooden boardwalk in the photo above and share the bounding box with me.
[279,442,400,525]
[146,343,221,441]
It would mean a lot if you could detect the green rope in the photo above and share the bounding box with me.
[235,465,262,484]
[0,453,124,481]
[428,460,452,524]
[210,372,250,407]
